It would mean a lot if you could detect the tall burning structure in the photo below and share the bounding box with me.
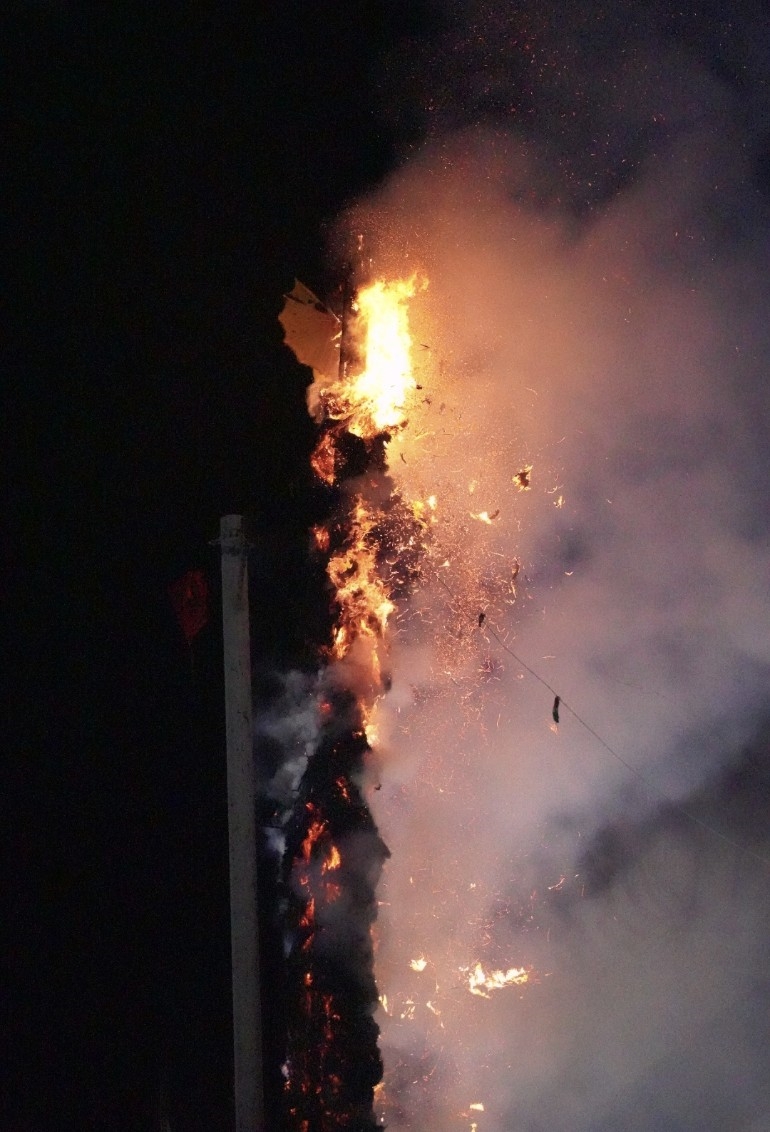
[278,273,430,1128]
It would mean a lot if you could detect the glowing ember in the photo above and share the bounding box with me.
[327,496,395,670]
[310,430,339,485]
[300,818,327,863]
[409,956,428,972]
[466,962,530,998]
[311,523,331,552]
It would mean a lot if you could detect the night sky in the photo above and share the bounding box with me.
[6,3,770,1131]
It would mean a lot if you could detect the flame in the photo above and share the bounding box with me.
[409,956,428,972]
[412,494,439,527]
[309,430,339,485]
[466,961,530,998]
[300,819,327,863]
[364,714,379,747]
[345,277,420,438]
[326,496,395,692]
[309,275,423,456]
[284,275,424,1129]
[311,523,331,552]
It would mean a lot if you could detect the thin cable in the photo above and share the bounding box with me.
[484,621,770,868]
[437,573,769,868]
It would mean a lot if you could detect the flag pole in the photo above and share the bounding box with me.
[219,515,264,1132]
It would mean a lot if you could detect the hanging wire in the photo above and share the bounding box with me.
[436,570,770,868]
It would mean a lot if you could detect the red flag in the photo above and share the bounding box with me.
[169,569,209,644]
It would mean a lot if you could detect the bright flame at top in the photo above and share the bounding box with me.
[346,277,420,438]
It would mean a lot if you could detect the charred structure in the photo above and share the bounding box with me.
[281,701,389,1130]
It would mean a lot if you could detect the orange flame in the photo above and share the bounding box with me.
[345,277,420,437]
[326,496,395,683]
[322,843,341,873]
[309,276,424,483]
[300,819,327,863]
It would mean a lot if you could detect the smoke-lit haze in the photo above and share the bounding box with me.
[325,5,770,1129]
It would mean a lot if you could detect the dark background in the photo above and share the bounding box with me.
[5,4,429,1129]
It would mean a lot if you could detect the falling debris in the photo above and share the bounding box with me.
[478,611,486,628]
[466,962,530,997]
[513,465,532,490]
[552,695,561,724]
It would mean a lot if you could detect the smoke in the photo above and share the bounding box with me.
[330,5,770,1129]
[258,671,321,815]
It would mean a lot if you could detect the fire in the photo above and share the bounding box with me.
[466,962,530,998]
[344,277,421,438]
[300,819,327,863]
[411,495,439,527]
[310,431,339,485]
[305,275,423,468]
[311,523,331,552]
[409,956,428,972]
[281,273,422,1130]
[327,495,395,667]
[364,714,379,747]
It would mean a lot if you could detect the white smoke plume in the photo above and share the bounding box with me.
[331,5,770,1128]
[257,670,322,856]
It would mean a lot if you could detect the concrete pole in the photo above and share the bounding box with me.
[219,515,264,1132]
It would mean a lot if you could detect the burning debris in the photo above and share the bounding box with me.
[465,961,531,998]
[513,465,532,490]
